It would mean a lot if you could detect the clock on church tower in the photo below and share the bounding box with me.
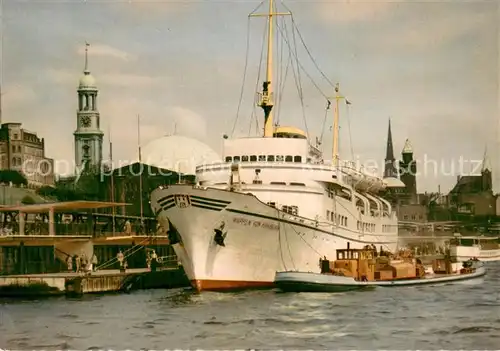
[81,115,91,127]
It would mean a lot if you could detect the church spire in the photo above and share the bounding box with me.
[384,118,397,178]
[78,41,96,90]
[84,41,90,73]
[385,118,395,161]
[482,144,492,172]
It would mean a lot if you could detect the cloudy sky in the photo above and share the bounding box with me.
[1,0,498,193]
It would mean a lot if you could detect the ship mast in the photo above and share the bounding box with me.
[137,114,144,222]
[330,83,349,166]
[108,126,116,236]
[251,0,290,137]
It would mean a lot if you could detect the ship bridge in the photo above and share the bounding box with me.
[222,134,308,163]
[272,126,307,139]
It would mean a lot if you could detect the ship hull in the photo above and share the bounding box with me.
[151,185,398,291]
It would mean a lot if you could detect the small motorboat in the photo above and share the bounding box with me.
[274,245,486,293]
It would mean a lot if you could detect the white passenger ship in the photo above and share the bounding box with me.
[150,0,400,291]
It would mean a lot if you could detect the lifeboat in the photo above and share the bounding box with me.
[340,161,386,193]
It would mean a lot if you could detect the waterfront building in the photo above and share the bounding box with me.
[0,122,55,188]
[448,149,495,220]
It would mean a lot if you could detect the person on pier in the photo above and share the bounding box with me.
[91,253,98,272]
[150,250,158,272]
[72,254,77,272]
[80,253,88,273]
[117,250,124,269]
[66,255,73,272]
[124,220,132,235]
[146,252,152,270]
[75,255,81,273]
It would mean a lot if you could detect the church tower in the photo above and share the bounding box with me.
[73,42,104,174]
[399,139,417,203]
[383,119,398,178]
[481,145,493,192]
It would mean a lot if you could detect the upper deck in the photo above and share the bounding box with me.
[0,201,164,239]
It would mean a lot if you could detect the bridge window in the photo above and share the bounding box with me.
[267,155,275,162]
[258,155,266,161]
[285,155,293,162]
[293,156,302,163]
[276,155,284,162]
[242,155,249,162]
[290,182,305,186]
[233,156,240,162]
[283,205,298,215]
[225,156,232,162]
[270,181,286,185]
[250,155,257,162]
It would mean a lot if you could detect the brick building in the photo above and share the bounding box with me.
[448,157,495,220]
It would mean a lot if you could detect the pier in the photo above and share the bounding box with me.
[0,200,174,275]
[0,267,190,297]
[0,200,188,296]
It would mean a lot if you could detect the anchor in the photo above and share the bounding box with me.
[214,221,227,247]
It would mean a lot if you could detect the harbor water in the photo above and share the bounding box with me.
[1,262,499,349]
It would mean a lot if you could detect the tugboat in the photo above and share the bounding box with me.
[274,244,486,292]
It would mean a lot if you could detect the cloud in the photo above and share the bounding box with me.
[77,43,133,62]
[45,69,166,89]
[167,106,208,141]
[96,96,208,164]
[47,70,74,86]
[2,84,37,106]
[315,0,396,23]
[107,0,193,20]
[100,73,166,88]
[375,6,490,52]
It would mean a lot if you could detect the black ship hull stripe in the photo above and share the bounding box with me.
[192,203,221,212]
[190,195,231,205]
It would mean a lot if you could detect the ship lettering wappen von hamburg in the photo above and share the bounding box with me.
[150,0,400,292]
